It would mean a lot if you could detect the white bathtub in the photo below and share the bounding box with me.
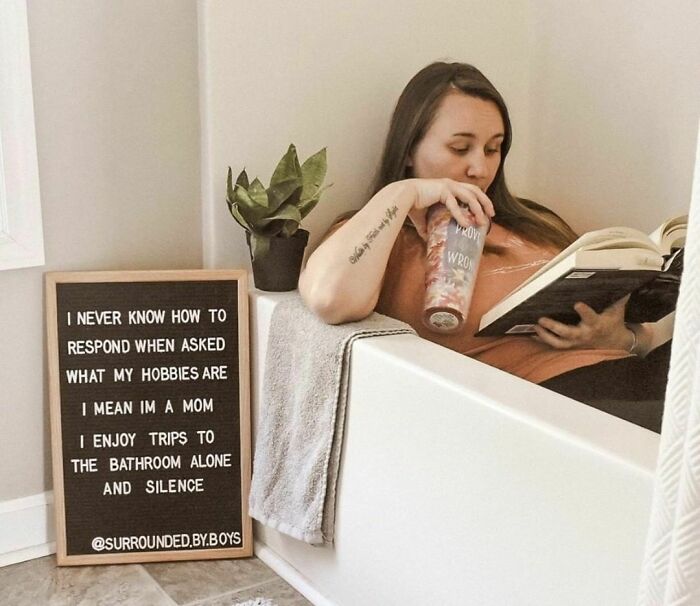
[249,290,659,606]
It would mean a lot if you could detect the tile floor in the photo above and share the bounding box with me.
[0,554,313,605]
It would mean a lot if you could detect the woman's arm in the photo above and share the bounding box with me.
[628,312,675,358]
[627,322,654,358]
[299,180,414,324]
[299,178,494,324]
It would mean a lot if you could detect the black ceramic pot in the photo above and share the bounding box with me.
[246,229,310,292]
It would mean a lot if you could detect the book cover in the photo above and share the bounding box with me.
[475,216,686,337]
[475,267,662,336]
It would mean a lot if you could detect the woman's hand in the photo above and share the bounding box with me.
[532,294,635,351]
[404,178,495,240]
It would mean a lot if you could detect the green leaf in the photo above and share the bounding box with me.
[257,202,302,228]
[268,182,303,215]
[249,233,271,261]
[230,205,253,232]
[227,167,235,201]
[298,183,333,219]
[248,178,269,208]
[300,147,328,203]
[255,203,302,237]
[234,184,269,224]
[280,220,299,237]
[235,168,249,191]
[267,144,303,212]
[227,168,256,232]
[270,144,302,190]
[298,197,320,220]
[227,145,329,236]
[261,219,296,237]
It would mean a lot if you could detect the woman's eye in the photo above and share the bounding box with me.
[451,146,501,155]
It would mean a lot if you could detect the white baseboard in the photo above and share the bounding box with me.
[254,541,336,606]
[0,491,56,567]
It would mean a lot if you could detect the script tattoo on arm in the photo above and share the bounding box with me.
[348,205,399,264]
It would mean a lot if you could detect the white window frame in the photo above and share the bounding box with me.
[0,0,44,271]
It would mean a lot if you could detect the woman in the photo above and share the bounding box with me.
[299,61,669,411]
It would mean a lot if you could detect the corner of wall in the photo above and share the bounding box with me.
[197,1,215,270]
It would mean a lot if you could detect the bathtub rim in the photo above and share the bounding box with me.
[250,289,660,477]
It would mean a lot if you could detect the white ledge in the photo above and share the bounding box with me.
[251,289,659,475]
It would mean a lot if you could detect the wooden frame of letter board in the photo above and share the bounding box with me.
[46,270,252,565]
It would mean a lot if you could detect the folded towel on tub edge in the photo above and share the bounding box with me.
[248,292,416,544]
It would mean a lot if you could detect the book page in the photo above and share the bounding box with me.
[648,215,688,252]
[502,228,657,299]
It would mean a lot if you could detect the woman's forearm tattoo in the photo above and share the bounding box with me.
[349,205,399,264]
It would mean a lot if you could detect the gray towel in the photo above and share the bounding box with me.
[248,292,416,544]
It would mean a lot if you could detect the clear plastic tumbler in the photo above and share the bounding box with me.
[422,204,490,334]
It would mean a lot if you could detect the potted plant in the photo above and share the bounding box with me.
[226,144,332,291]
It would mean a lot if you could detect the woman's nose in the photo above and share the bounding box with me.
[466,154,487,178]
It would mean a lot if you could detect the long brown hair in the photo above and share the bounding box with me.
[347,61,578,250]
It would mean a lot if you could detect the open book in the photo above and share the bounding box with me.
[476,215,687,337]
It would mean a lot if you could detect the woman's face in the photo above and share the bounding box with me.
[407,92,505,192]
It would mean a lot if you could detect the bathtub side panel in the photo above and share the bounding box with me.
[250,293,655,606]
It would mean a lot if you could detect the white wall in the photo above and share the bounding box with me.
[526,0,700,233]
[201,0,699,272]
[199,0,537,269]
[0,1,201,502]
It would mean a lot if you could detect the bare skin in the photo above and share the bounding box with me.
[298,177,494,324]
[300,91,654,355]
[534,294,654,356]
